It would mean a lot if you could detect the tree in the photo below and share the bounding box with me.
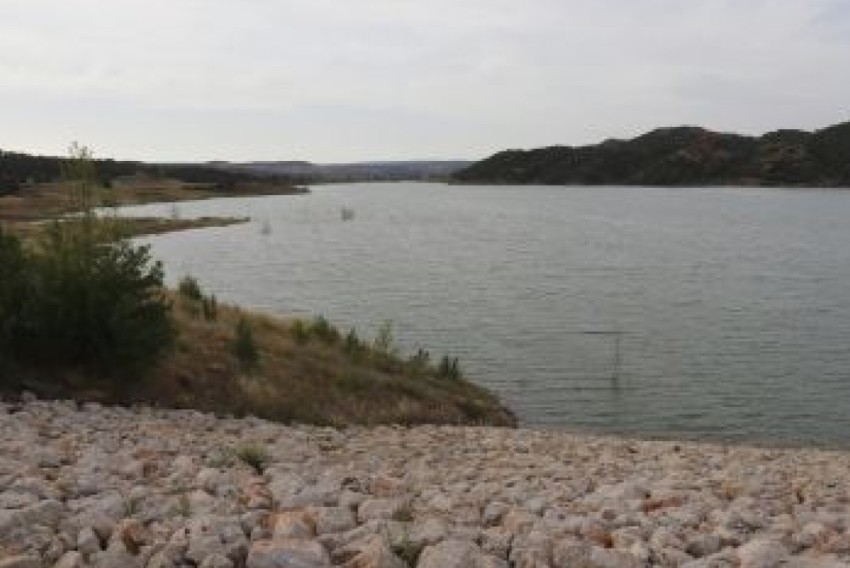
[0,227,30,377]
[0,144,175,385]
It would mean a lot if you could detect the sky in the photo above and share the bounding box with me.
[2,0,850,162]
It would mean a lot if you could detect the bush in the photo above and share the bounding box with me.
[201,294,218,321]
[437,355,462,381]
[0,224,174,380]
[344,328,364,356]
[310,315,340,344]
[0,144,175,385]
[407,349,430,375]
[178,275,218,321]
[178,275,203,302]
[32,224,173,376]
[233,317,260,371]
[290,319,309,344]
[235,443,269,474]
[373,320,396,355]
[0,229,31,377]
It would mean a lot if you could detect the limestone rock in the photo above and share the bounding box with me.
[407,517,447,549]
[54,551,85,568]
[308,507,356,535]
[272,511,316,539]
[77,526,101,555]
[0,556,40,568]
[200,553,236,568]
[417,539,503,568]
[358,499,408,523]
[246,538,331,568]
[737,538,789,568]
[340,535,406,568]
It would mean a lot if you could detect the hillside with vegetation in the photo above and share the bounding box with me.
[0,149,298,196]
[212,159,472,183]
[454,121,850,187]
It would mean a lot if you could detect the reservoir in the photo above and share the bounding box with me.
[125,183,850,446]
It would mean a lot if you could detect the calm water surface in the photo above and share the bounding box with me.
[126,183,850,446]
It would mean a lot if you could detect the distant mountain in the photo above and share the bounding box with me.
[453,122,850,187]
[212,160,472,182]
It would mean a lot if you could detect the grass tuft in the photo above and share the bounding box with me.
[235,443,269,474]
[178,275,203,302]
[233,317,260,372]
[201,294,218,321]
[310,315,340,344]
[373,320,396,355]
[437,355,462,381]
[290,319,310,344]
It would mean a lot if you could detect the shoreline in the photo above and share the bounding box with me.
[0,181,308,241]
[519,422,850,454]
[3,391,844,454]
[2,399,849,566]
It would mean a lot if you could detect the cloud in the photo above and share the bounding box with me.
[1,0,849,160]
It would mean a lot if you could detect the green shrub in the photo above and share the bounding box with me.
[0,229,31,379]
[26,223,174,377]
[178,275,203,302]
[392,539,423,567]
[373,320,396,355]
[235,443,269,474]
[0,145,177,381]
[344,328,364,356]
[407,349,430,375]
[0,223,174,380]
[201,294,218,321]
[233,317,260,371]
[310,315,340,344]
[290,319,309,344]
[178,275,218,322]
[437,355,462,381]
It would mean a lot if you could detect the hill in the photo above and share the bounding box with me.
[0,149,293,196]
[453,122,850,187]
[214,160,472,182]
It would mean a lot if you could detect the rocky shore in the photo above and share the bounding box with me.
[2,399,849,567]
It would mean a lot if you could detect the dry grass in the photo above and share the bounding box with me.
[0,178,303,223]
[4,216,249,248]
[5,294,516,427]
[0,177,303,242]
[137,297,516,427]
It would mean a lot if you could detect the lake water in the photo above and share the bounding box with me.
[125,183,850,446]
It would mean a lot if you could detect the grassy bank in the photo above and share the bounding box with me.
[5,289,516,427]
[159,292,514,426]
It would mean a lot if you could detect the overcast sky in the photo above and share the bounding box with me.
[2,0,849,162]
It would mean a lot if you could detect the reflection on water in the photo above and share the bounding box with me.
[126,183,850,446]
